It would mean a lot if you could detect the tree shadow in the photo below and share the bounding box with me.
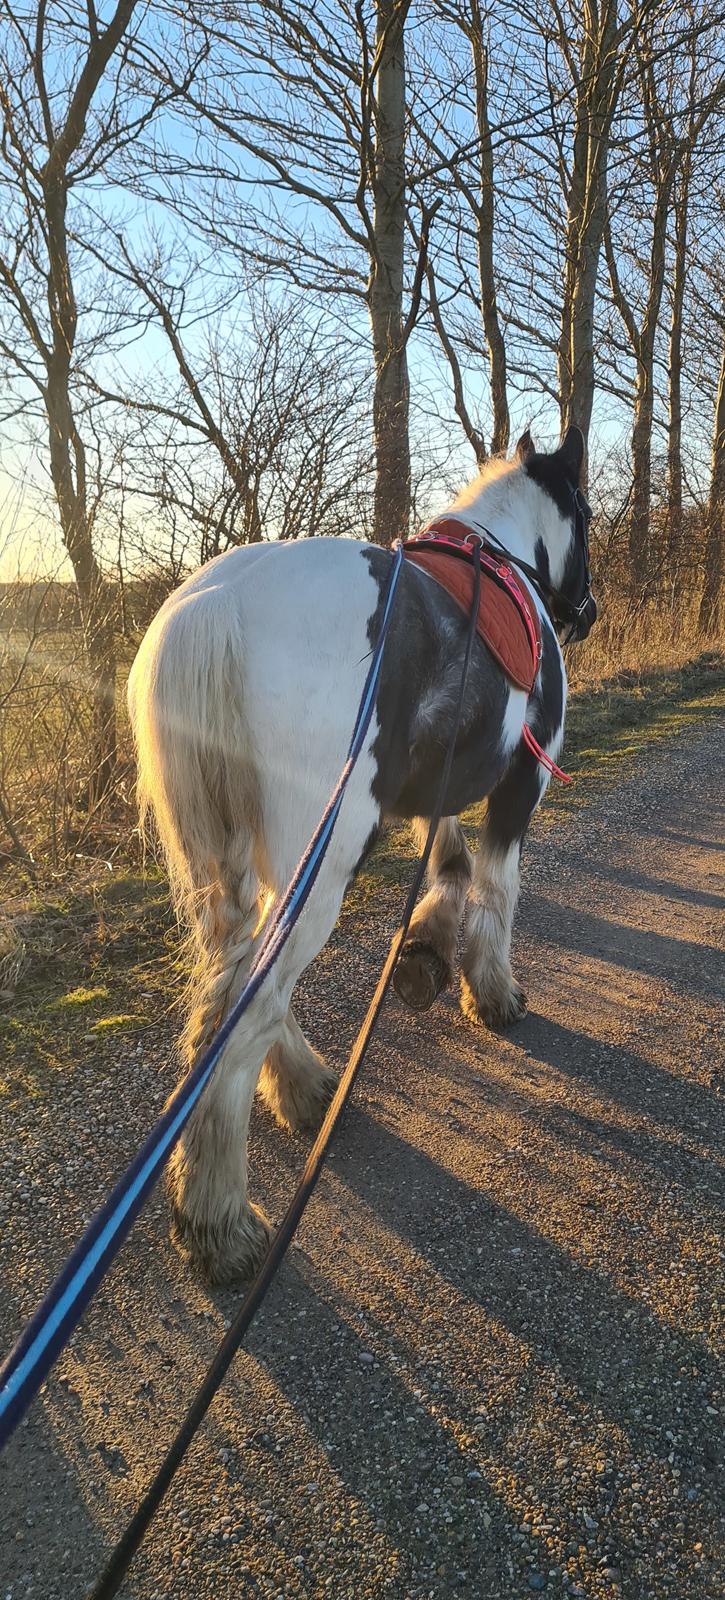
[331,1105,722,1490]
[520,895,724,1001]
[546,851,725,911]
[515,1011,722,1136]
[647,827,723,852]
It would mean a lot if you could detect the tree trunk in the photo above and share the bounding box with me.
[9,4,140,806]
[567,119,612,444]
[699,328,725,634]
[559,0,618,449]
[629,365,655,580]
[43,162,117,801]
[369,0,410,546]
[666,169,688,577]
[626,150,674,597]
[46,367,118,801]
[557,22,590,429]
[470,7,508,455]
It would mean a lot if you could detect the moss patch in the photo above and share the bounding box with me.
[53,984,110,1010]
[88,1013,141,1034]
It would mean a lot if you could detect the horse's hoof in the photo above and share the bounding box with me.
[169,1201,272,1286]
[393,940,451,1011]
[460,975,528,1029]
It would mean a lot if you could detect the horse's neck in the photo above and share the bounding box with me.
[449,482,538,570]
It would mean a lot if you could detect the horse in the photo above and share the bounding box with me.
[128,422,596,1284]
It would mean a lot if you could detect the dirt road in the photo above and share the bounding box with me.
[1,719,723,1600]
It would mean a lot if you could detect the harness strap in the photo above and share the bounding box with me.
[522,723,572,784]
[409,521,542,677]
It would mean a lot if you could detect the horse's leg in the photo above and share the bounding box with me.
[460,751,543,1028]
[170,806,376,1284]
[167,851,270,1285]
[257,1007,337,1133]
[393,817,472,1010]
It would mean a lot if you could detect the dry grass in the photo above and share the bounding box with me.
[0,576,722,892]
[0,616,138,880]
[0,919,27,998]
[0,870,180,1105]
[567,586,723,689]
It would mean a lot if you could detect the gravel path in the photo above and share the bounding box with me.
[1,720,723,1600]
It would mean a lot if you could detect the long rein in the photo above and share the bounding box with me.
[84,539,484,1599]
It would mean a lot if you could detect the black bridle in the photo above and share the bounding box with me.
[561,484,595,643]
[467,481,595,644]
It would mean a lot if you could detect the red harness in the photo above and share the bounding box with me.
[402,518,572,783]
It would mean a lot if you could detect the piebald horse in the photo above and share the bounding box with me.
[129,424,596,1283]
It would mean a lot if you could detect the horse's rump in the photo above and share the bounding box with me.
[127,540,386,918]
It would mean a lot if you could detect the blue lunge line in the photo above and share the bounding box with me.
[0,543,405,1450]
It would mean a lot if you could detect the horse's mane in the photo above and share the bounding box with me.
[449,455,521,517]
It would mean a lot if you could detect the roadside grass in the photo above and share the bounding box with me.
[531,649,725,823]
[1,649,723,1106]
[1,586,722,876]
[0,872,182,1106]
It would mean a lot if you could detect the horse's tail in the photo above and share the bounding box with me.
[128,583,263,1055]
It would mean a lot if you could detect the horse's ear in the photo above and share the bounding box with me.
[515,428,535,463]
[559,424,585,481]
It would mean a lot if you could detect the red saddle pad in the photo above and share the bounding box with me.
[403,523,542,695]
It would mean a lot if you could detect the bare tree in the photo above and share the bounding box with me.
[419,0,509,460]
[556,0,623,448]
[368,0,415,538]
[699,315,725,631]
[112,294,375,562]
[0,0,205,796]
[147,0,421,545]
[605,43,679,588]
[2,0,723,667]
[604,9,725,589]
[411,0,668,467]
[0,2,141,794]
[666,160,691,571]
[665,8,725,577]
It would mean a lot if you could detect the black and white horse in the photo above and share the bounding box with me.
[129,423,596,1283]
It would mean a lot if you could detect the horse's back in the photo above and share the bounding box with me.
[169,536,382,621]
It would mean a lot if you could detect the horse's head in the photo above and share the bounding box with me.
[516,425,597,642]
